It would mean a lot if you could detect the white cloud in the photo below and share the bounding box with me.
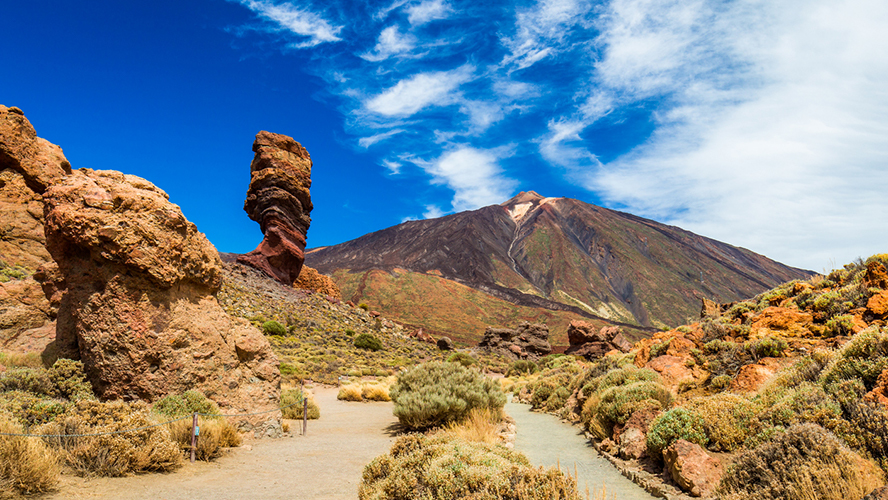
[360,25,417,61]
[406,0,452,26]
[423,205,446,218]
[359,129,406,148]
[364,66,473,116]
[582,0,888,270]
[539,119,602,171]
[420,146,517,211]
[238,0,342,47]
[380,159,403,175]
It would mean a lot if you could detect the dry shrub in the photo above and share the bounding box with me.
[362,384,392,402]
[281,388,320,419]
[719,423,884,500]
[0,414,59,495]
[338,384,364,401]
[35,400,181,477]
[168,417,241,461]
[359,434,582,500]
[684,393,760,452]
[0,351,43,368]
[440,407,501,445]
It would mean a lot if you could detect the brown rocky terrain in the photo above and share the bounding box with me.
[306,190,814,346]
[40,167,281,432]
[237,131,313,285]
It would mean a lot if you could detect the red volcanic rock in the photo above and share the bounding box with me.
[408,328,435,344]
[864,368,888,408]
[565,321,631,360]
[663,439,723,497]
[42,168,280,435]
[237,131,313,285]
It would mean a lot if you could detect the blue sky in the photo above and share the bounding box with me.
[3,0,887,271]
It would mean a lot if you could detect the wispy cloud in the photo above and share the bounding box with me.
[228,0,888,269]
[364,66,474,117]
[406,0,452,26]
[237,0,343,47]
[360,25,417,61]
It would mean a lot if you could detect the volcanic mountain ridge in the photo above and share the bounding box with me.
[305,191,814,346]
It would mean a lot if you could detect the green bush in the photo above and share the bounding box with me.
[538,353,566,369]
[359,434,582,500]
[746,337,788,359]
[595,381,672,428]
[390,361,505,430]
[685,394,760,452]
[710,374,733,390]
[152,390,220,418]
[262,320,287,336]
[447,352,477,367]
[280,388,320,420]
[354,333,383,352]
[506,360,539,377]
[0,390,69,426]
[358,302,370,311]
[718,424,884,500]
[647,408,708,457]
[530,383,555,410]
[544,386,571,412]
[825,314,855,337]
[820,326,888,390]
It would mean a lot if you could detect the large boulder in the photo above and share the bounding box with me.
[477,322,551,360]
[42,168,280,434]
[663,439,723,497]
[0,104,70,351]
[237,131,312,285]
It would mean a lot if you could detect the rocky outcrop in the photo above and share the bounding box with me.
[42,168,280,434]
[237,132,312,285]
[617,407,661,460]
[293,265,341,299]
[0,105,71,352]
[564,321,632,360]
[663,439,723,497]
[864,368,888,408]
[477,322,551,360]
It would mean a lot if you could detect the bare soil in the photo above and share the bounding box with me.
[45,386,400,500]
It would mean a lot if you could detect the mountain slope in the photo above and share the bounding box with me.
[306,192,813,344]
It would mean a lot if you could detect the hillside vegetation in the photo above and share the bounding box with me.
[508,254,888,499]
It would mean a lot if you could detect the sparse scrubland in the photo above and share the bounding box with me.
[506,254,888,499]
[359,360,584,500]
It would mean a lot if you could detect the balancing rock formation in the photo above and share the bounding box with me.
[478,322,552,360]
[41,167,281,434]
[237,131,313,285]
[564,321,633,360]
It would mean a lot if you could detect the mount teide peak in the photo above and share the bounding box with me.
[306,192,813,345]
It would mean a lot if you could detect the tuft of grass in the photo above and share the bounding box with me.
[262,320,287,336]
[440,407,502,445]
[168,417,241,461]
[354,333,384,352]
[280,388,320,420]
[0,414,59,494]
[338,384,364,401]
[0,351,43,368]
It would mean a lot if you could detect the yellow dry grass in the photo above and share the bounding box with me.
[0,415,59,495]
[440,407,502,445]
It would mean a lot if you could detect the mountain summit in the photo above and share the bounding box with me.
[306,193,813,344]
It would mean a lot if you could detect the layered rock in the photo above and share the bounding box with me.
[42,168,280,434]
[564,321,632,360]
[0,105,71,352]
[237,132,312,285]
[477,322,551,360]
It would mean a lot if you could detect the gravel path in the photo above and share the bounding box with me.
[506,400,655,500]
[48,386,399,500]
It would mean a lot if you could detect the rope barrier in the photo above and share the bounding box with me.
[0,395,305,438]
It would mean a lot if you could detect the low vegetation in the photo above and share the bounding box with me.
[280,388,320,419]
[390,361,506,430]
[338,378,394,403]
[359,433,582,500]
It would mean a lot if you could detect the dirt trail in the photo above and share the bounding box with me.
[47,387,399,500]
[505,399,655,500]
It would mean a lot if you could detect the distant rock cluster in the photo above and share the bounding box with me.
[237,131,313,285]
[564,321,633,359]
[478,322,552,360]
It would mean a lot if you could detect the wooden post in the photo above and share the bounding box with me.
[190,412,198,463]
[302,396,308,436]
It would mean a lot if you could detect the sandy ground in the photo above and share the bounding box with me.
[506,399,656,500]
[45,386,400,500]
